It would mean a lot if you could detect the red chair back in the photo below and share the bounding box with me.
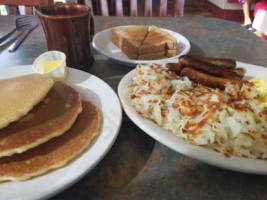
[79,0,185,17]
[113,0,185,17]
[0,0,54,15]
[58,0,185,17]
[67,0,108,16]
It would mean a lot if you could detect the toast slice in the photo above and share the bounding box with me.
[111,26,149,59]
[111,25,178,60]
[166,49,178,57]
[138,51,165,60]
[138,26,177,55]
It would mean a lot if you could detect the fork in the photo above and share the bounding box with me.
[8,18,39,52]
[0,17,34,45]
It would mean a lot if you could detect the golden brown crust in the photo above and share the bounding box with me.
[111,25,178,60]
[159,30,177,50]
[138,26,177,55]
[138,36,166,54]
[0,101,100,182]
[0,82,82,158]
[111,26,149,57]
[166,49,178,57]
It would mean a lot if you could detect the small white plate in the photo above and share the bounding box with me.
[0,66,122,200]
[92,26,191,67]
[118,61,267,175]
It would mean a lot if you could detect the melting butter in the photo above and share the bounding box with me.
[41,60,63,73]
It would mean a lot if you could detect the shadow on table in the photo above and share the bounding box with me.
[51,114,155,200]
[116,150,267,200]
[188,42,205,57]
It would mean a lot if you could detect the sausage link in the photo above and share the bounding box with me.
[179,56,240,80]
[181,67,243,90]
[168,63,183,75]
[200,57,236,69]
[230,68,246,78]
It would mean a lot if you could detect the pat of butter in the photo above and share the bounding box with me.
[33,51,68,81]
[41,60,63,73]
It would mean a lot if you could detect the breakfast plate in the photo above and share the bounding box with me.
[92,26,191,67]
[118,61,267,174]
[0,66,122,200]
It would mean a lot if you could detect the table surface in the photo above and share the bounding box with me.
[1,16,267,200]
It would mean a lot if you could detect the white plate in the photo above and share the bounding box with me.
[0,66,122,200]
[92,26,191,67]
[118,61,267,174]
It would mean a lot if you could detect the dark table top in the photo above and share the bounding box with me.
[1,16,267,200]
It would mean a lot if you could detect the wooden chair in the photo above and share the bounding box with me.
[114,0,185,17]
[73,0,185,17]
[0,0,54,15]
[70,0,108,16]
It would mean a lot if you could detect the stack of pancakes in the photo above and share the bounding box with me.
[0,74,100,182]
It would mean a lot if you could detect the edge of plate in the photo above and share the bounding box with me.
[117,62,267,175]
[0,66,123,200]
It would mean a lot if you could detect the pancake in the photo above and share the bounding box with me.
[0,74,54,129]
[0,82,82,158]
[0,101,100,182]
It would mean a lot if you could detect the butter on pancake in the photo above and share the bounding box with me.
[0,101,100,182]
[0,74,54,129]
[0,82,82,157]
